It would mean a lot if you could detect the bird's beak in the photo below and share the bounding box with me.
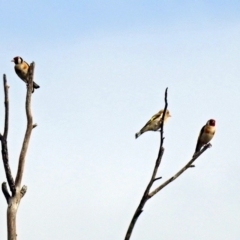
[169,115,171,117]
[11,59,14,62]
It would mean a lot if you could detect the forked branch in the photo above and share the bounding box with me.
[124,88,211,240]
[0,63,37,240]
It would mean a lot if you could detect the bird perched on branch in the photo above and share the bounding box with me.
[135,109,171,139]
[194,119,216,154]
[11,56,40,90]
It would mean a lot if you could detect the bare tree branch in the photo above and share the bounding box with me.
[2,182,10,203]
[15,62,35,188]
[0,75,15,195]
[3,74,9,139]
[1,64,37,240]
[159,87,168,151]
[153,176,162,182]
[0,135,16,195]
[124,88,168,240]
[149,143,211,198]
[124,88,212,240]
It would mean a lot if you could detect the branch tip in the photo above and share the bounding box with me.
[153,177,162,182]
[124,89,168,240]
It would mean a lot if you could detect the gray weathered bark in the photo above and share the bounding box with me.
[1,63,36,240]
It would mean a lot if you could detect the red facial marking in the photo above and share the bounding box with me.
[209,119,215,126]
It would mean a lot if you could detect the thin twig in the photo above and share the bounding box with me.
[148,143,211,198]
[124,88,168,240]
[159,87,168,151]
[153,177,162,182]
[15,62,34,187]
[3,74,9,139]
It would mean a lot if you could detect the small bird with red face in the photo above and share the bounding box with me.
[194,119,216,154]
[11,56,40,90]
[135,109,171,139]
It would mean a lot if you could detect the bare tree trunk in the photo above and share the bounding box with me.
[7,195,19,240]
[1,63,36,239]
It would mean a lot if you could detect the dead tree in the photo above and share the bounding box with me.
[1,62,37,240]
[124,88,211,240]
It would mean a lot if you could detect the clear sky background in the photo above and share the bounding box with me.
[0,1,240,239]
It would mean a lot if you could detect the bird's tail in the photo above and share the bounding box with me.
[135,131,142,139]
[193,143,202,157]
[33,81,40,89]
[195,143,202,154]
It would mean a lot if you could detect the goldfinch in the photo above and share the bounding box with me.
[194,119,216,154]
[11,56,40,90]
[135,109,171,139]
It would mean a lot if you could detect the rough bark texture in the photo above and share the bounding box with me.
[1,63,36,240]
[7,191,20,240]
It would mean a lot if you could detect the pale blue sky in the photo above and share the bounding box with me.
[0,1,240,239]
